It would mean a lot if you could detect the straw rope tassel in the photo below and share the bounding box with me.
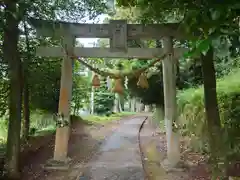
[137,73,149,89]
[112,78,124,94]
[92,73,100,88]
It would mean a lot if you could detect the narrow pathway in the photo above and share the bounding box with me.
[79,117,146,180]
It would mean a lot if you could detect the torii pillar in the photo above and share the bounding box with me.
[46,36,75,168]
[162,36,180,168]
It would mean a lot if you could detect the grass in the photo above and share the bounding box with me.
[82,111,137,124]
[178,69,240,108]
[0,120,8,145]
[177,69,240,153]
[33,125,56,136]
[0,110,56,145]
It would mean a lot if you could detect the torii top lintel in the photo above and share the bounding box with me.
[28,18,191,40]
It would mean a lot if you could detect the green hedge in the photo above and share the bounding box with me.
[177,70,240,159]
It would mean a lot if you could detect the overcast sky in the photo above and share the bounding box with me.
[76,14,107,47]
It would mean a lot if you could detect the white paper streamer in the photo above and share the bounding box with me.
[124,76,128,89]
[106,76,112,90]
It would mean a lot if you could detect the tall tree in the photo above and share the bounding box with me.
[3,0,22,178]
[22,19,31,140]
[1,0,107,177]
[116,0,240,176]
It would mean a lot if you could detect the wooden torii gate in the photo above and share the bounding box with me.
[30,18,188,168]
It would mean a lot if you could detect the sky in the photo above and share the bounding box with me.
[76,14,108,47]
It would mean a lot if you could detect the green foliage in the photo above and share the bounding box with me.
[178,58,203,88]
[0,0,109,114]
[116,0,239,32]
[183,39,211,58]
[29,58,61,113]
[116,0,240,65]
[72,62,91,114]
[0,28,92,115]
[106,6,140,23]
[0,110,56,143]
[152,106,164,128]
[94,77,115,115]
[215,56,240,78]
[178,69,240,160]
[0,0,108,177]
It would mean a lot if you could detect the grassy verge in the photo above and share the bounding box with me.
[0,110,57,153]
[177,69,240,157]
[82,111,137,124]
[0,111,136,151]
[33,125,56,136]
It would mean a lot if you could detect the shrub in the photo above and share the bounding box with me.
[178,69,240,160]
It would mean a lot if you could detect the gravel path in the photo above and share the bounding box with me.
[79,117,146,180]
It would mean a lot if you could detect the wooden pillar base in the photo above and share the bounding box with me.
[42,157,72,170]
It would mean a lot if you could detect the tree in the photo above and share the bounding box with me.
[94,76,115,115]
[1,0,107,177]
[3,1,23,178]
[72,62,91,115]
[116,0,240,177]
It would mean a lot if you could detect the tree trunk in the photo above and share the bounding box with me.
[90,86,95,114]
[3,1,22,178]
[201,46,221,128]
[145,104,153,112]
[113,93,120,113]
[149,104,153,112]
[136,100,140,112]
[119,94,124,111]
[130,99,135,112]
[22,79,30,140]
[22,20,30,141]
[201,46,223,177]
[133,98,136,112]
[128,99,131,111]
[140,103,145,112]
[118,94,123,112]
[73,106,77,115]
[144,105,149,112]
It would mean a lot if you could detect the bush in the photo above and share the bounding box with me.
[177,69,240,160]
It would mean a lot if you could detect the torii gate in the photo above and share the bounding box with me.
[30,18,188,169]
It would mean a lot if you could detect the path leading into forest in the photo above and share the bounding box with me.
[19,114,211,180]
[78,116,146,180]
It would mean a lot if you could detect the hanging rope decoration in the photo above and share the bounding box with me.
[91,73,100,88]
[137,73,149,89]
[62,46,168,90]
[76,55,166,79]
[112,78,124,94]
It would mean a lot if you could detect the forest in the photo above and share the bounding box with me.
[0,0,240,179]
